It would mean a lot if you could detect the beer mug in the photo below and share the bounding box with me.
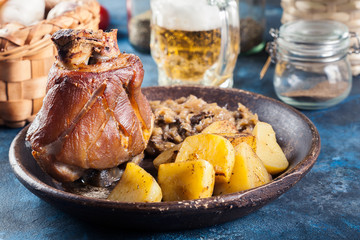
[150,0,240,87]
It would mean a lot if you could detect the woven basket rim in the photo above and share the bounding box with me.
[0,0,100,127]
[0,0,99,60]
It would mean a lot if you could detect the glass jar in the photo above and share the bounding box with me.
[268,20,356,110]
[238,0,266,54]
[126,0,151,52]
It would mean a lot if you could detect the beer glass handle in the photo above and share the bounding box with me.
[214,0,240,86]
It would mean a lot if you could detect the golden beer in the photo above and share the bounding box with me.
[150,0,240,87]
[151,25,222,82]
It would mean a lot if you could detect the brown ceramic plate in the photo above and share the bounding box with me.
[9,86,320,231]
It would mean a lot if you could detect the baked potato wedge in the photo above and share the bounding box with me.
[107,163,162,202]
[201,120,238,134]
[158,160,215,201]
[220,133,256,152]
[252,122,289,175]
[153,143,182,169]
[175,134,235,183]
[214,142,271,195]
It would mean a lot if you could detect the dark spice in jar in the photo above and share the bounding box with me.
[281,81,350,101]
[240,17,264,53]
[129,10,151,52]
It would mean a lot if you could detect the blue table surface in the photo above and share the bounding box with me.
[1,0,359,239]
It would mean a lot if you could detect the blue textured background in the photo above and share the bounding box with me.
[1,0,359,239]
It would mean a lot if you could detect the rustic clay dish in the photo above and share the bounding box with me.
[9,86,321,231]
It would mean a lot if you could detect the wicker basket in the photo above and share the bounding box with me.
[281,0,360,76]
[0,0,100,128]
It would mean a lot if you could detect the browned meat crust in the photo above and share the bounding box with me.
[51,29,120,70]
[26,29,153,182]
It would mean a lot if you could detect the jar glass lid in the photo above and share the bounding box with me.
[276,20,350,61]
[279,20,349,45]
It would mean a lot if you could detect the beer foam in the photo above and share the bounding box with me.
[151,0,221,31]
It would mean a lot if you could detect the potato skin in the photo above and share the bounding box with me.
[220,133,256,152]
[107,163,162,203]
[175,134,235,183]
[158,160,215,201]
[153,144,181,169]
[201,120,238,134]
[252,122,289,175]
[214,142,271,195]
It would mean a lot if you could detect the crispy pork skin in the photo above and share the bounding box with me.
[26,29,153,182]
